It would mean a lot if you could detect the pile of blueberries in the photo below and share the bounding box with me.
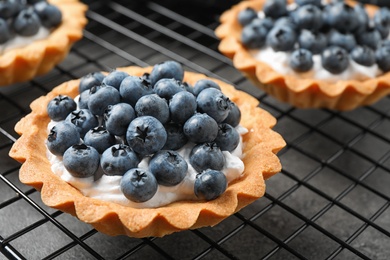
[46,61,242,203]
[239,0,390,74]
[0,0,62,43]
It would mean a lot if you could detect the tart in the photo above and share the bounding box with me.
[0,0,87,86]
[9,65,285,238]
[216,0,390,110]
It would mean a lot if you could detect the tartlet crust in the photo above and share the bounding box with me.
[0,0,87,86]
[215,0,390,110]
[9,66,286,238]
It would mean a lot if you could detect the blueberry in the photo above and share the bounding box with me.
[33,1,62,28]
[63,144,100,178]
[66,109,98,138]
[263,0,287,19]
[196,88,230,123]
[183,113,218,143]
[289,49,313,72]
[0,0,20,19]
[150,61,184,87]
[321,46,349,74]
[84,126,116,154]
[119,75,153,107]
[101,144,139,176]
[222,101,241,127]
[0,18,10,44]
[295,0,321,7]
[135,94,170,124]
[141,72,151,86]
[104,103,135,136]
[78,89,92,110]
[194,169,227,201]
[356,29,382,50]
[350,46,375,67]
[162,122,188,150]
[169,91,196,124]
[79,72,105,93]
[254,17,274,30]
[376,45,390,72]
[241,20,269,49]
[189,142,225,172]
[374,7,390,39]
[126,116,167,156]
[120,168,158,203]
[88,85,120,116]
[149,150,188,186]
[328,30,356,52]
[215,123,240,152]
[324,2,358,33]
[298,30,327,55]
[193,79,221,96]
[266,26,297,52]
[291,4,323,31]
[378,39,390,49]
[101,70,129,90]
[47,95,77,121]
[273,17,297,32]
[47,121,80,156]
[13,8,41,36]
[354,3,369,34]
[180,81,195,95]
[153,78,184,100]
[238,7,258,26]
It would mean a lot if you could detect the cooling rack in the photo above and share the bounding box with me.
[1,0,390,259]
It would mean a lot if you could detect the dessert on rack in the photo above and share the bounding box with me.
[0,0,87,86]
[216,0,390,110]
[9,61,285,237]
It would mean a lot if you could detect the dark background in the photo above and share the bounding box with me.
[1,0,390,259]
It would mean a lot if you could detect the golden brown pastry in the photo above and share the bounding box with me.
[0,0,87,86]
[9,66,285,237]
[216,0,390,110]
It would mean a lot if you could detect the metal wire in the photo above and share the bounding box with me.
[1,0,390,259]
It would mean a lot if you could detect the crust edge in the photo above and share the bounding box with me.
[215,0,390,110]
[9,66,286,237]
[0,0,87,86]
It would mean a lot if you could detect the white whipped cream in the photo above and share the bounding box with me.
[250,10,384,82]
[46,120,247,208]
[0,27,50,54]
[250,47,382,82]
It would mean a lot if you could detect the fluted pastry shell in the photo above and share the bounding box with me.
[9,66,285,238]
[215,0,390,110]
[0,0,87,86]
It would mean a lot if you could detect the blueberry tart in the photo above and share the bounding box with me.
[9,62,285,237]
[216,0,390,110]
[0,0,87,86]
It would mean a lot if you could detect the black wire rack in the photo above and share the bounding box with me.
[1,0,390,259]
